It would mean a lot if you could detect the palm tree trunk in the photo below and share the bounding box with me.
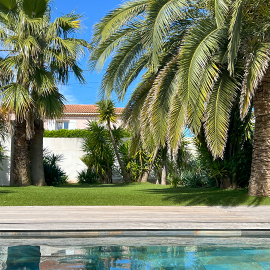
[29,120,45,186]
[107,120,131,183]
[161,160,167,185]
[249,67,270,196]
[141,145,159,182]
[11,120,31,186]
[160,144,167,185]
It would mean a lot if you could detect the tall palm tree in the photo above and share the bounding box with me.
[91,0,270,196]
[97,100,131,183]
[0,0,89,186]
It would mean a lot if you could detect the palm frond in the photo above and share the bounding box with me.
[92,0,148,43]
[179,19,227,106]
[22,0,51,18]
[0,0,17,14]
[146,0,188,69]
[204,71,239,159]
[228,0,243,75]
[215,0,229,27]
[168,93,187,149]
[89,25,137,71]
[148,55,180,145]
[188,61,221,135]
[34,88,65,119]
[0,83,33,120]
[122,72,155,127]
[99,28,145,98]
[116,52,151,100]
[240,42,270,119]
[49,12,83,37]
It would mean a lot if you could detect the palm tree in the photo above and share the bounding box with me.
[91,0,270,196]
[90,0,201,183]
[0,0,89,186]
[82,121,114,183]
[96,100,131,183]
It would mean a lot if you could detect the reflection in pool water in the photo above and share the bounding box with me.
[1,240,270,269]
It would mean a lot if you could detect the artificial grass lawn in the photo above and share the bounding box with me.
[0,182,269,206]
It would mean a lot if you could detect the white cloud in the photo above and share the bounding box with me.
[58,84,78,104]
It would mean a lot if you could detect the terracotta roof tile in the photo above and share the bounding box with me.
[63,105,123,114]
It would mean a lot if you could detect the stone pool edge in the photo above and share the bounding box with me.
[1,229,270,238]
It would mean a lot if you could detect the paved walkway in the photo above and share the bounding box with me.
[0,206,270,231]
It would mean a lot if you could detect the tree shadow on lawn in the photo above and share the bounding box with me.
[0,190,15,195]
[55,183,134,189]
[140,187,266,206]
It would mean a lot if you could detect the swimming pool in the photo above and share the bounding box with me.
[1,237,270,269]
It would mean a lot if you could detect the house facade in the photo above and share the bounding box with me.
[44,105,124,130]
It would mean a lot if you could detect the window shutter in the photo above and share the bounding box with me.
[47,120,56,131]
[68,120,77,130]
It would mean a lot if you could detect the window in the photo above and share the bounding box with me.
[56,121,69,130]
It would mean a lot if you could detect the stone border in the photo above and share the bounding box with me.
[1,229,270,238]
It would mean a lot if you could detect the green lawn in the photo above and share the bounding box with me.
[0,183,269,206]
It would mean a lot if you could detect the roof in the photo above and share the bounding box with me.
[63,105,124,115]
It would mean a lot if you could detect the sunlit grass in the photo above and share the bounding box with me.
[0,182,268,206]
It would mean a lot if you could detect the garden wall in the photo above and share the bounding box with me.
[0,138,11,186]
[0,137,123,186]
[43,138,87,183]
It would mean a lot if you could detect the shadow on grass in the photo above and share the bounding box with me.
[139,187,266,206]
[54,183,267,206]
[54,183,133,189]
[0,190,15,194]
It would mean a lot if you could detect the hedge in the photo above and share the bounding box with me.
[43,129,89,138]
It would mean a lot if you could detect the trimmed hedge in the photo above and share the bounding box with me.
[44,128,131,138]
[44,129,89,138]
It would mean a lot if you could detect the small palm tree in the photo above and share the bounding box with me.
[97,100,131,183]
[82,121,114,183]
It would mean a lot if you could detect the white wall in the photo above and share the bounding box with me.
[0,137,11,186]
[43,138,87,183]
[0,137,123,185]
[0,136,196,186]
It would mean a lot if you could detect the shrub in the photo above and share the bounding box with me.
[43,149,68,186]
[44,129,89,138]
[78,169,99,184]
[81,122,115,184]
[181,171,210,188]
[167,173,182,188]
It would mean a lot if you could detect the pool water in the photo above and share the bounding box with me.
[1,238,270,269]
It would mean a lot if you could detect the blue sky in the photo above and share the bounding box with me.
[52,0,133,107]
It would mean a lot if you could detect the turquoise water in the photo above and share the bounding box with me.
[1,238,270,269]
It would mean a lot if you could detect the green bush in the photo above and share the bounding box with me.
[78,169,99,184]
[181,170,213,188]
[167,173,182,188]
[43,149,68,186]
[44,129,89,138]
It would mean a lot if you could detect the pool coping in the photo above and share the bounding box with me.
[1,206,270,233]
[1,229,270,238]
